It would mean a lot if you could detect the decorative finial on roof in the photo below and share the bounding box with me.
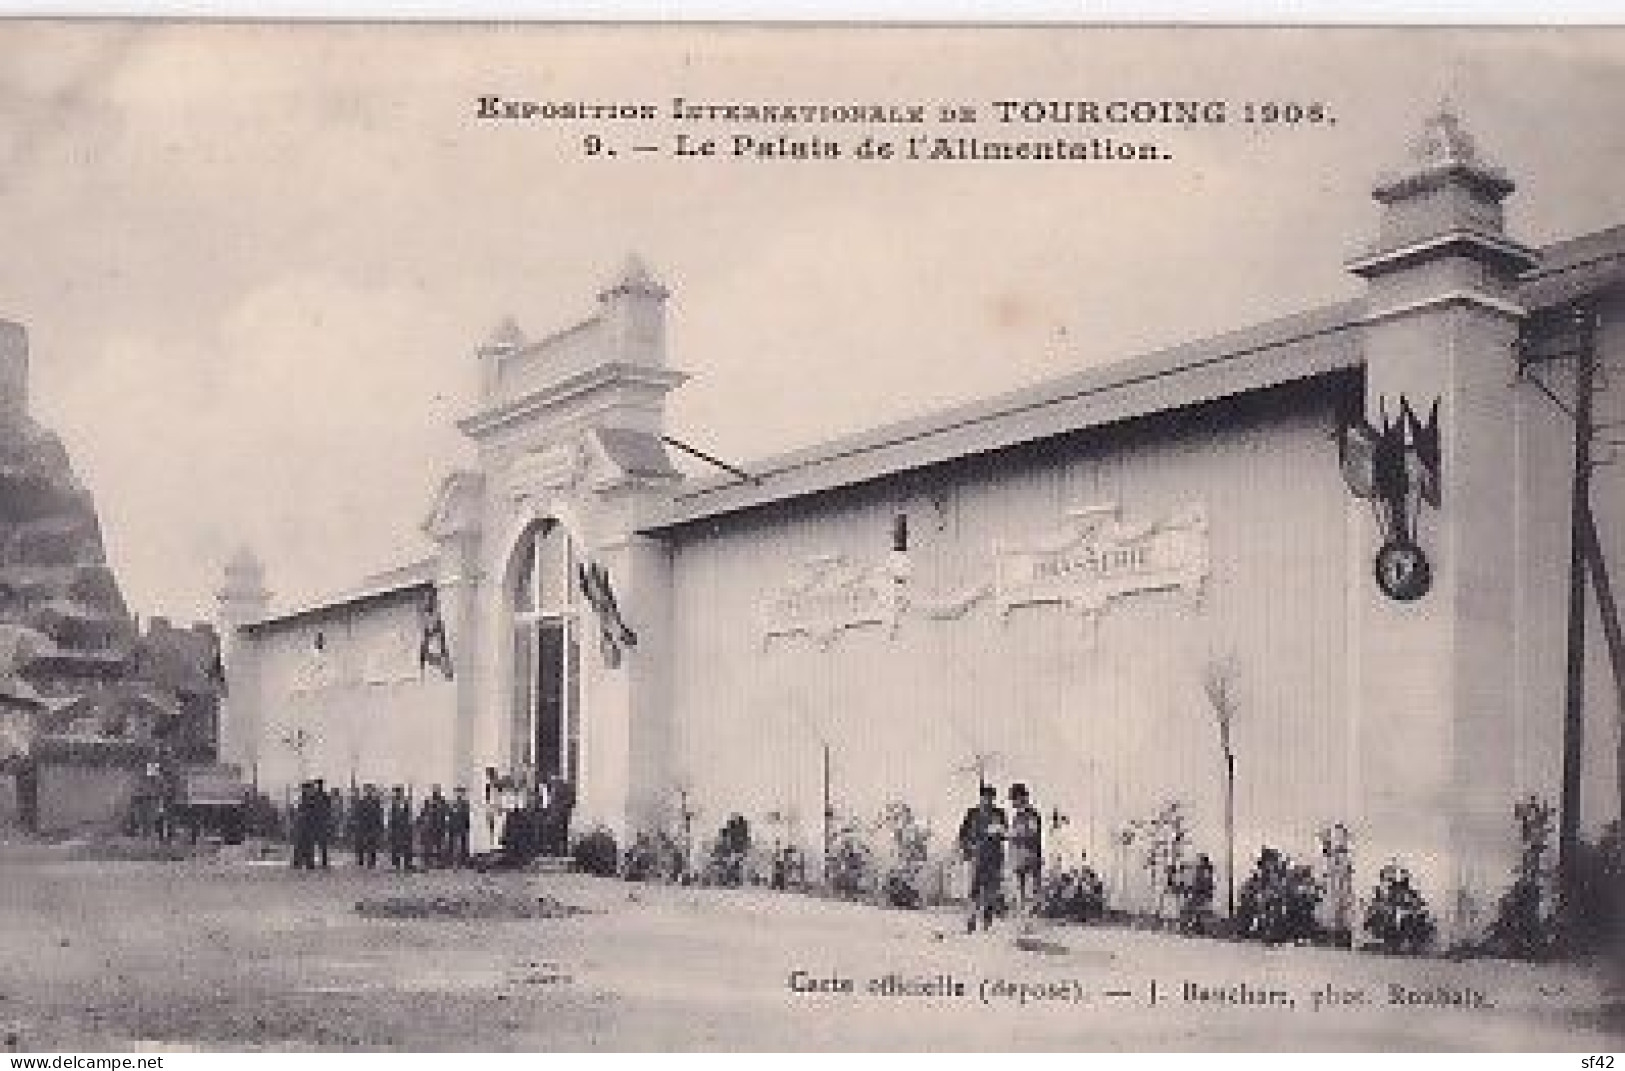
[620,254,654,288]
[221,546,269,601]
[1412,99,1480,170]
[1372,100,1513,207]
[225,545,262,576]
[601,253,669,300]
[487,316,527,351]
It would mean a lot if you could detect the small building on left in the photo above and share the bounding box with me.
[0,319,229,836]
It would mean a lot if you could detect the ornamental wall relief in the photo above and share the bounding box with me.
[759,502,1208,648]
[993,502,1209,622]
[504,440,585,508]
[760,554,900,648]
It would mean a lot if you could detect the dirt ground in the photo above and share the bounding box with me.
[0,838,1619,1052]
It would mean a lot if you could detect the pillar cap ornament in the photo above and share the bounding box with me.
[1374,103,1515,204]
[599,254,669,302]
[220,545,269,600]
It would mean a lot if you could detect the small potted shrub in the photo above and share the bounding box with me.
[1038,858,1108,924]
[1235,846,1324,944]
[703,814,751,887]
[1485,796,1559,959]
[570,825,620,878]
[879,802,930,910]
[1317,823,1356,948]
[1364,861,1436,954]
[1168,853,1218,935]
[622,826,685,883]
[827,821,876,899]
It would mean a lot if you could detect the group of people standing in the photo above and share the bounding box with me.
[956,780,1046,933]
[290,779,472,872]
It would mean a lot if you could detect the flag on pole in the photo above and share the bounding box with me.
[418,590,454,680]
[1371,405,1413,541]
[1337,417,1380,500]
[1403,396,1442,509]
[578,560,637,668]
[208,629,228,696]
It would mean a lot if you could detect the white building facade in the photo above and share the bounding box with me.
[218,116,1621,940]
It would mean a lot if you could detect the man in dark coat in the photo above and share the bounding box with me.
[448,786,472,867]
[388,786,415,871]
[328,787,345,861]
[290,780,314,870]
[957,783,1008,933]
[419,785,449,867]
[354,784,384,869]
[310,778,333,870]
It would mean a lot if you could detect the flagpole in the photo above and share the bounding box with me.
[821,740,832,890]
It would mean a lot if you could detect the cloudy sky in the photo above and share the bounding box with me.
[2,23,1624,620]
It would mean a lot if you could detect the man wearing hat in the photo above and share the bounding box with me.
[956,783,1008,933]
[1008,782,1044,914]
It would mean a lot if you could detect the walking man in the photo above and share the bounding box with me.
[1008,783,1044,913]
[957,783,1008,933]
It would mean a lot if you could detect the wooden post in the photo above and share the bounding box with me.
[1580,505,1625,840]
[1224,750,1236,920]
[1559,316,1596,926]
[821,741,832,888]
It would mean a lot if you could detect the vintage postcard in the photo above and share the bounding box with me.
[0,19,1620,1053]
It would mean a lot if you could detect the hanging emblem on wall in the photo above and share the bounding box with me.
[579,560,638,668]
[1339,395,1441,602]
[418,589,455,680]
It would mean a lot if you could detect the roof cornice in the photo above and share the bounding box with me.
[457,362,689,440]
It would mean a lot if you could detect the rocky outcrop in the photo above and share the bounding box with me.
[0,405,134,701]
[0,320,226,833]
[0,322,138,799]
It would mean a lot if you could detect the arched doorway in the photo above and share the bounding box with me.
[508,520,581,794]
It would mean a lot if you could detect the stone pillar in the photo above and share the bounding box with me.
[455,256,686,850]
[421,471,488,841]
[1348,109,1542,945]
[215,547,270,787]
[437,546,482,789]
[579,526,674,840]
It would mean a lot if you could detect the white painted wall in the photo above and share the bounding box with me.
[248,593,457,803]
[665,380,1353,905]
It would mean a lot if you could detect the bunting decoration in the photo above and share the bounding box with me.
[418,589,454,680]
[1337,393,1443,601]
[1337,416,1379,502]
[578,560,638,668]
[1403,397,1442,509]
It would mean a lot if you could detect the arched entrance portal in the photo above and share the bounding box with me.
[508,520,581,794]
